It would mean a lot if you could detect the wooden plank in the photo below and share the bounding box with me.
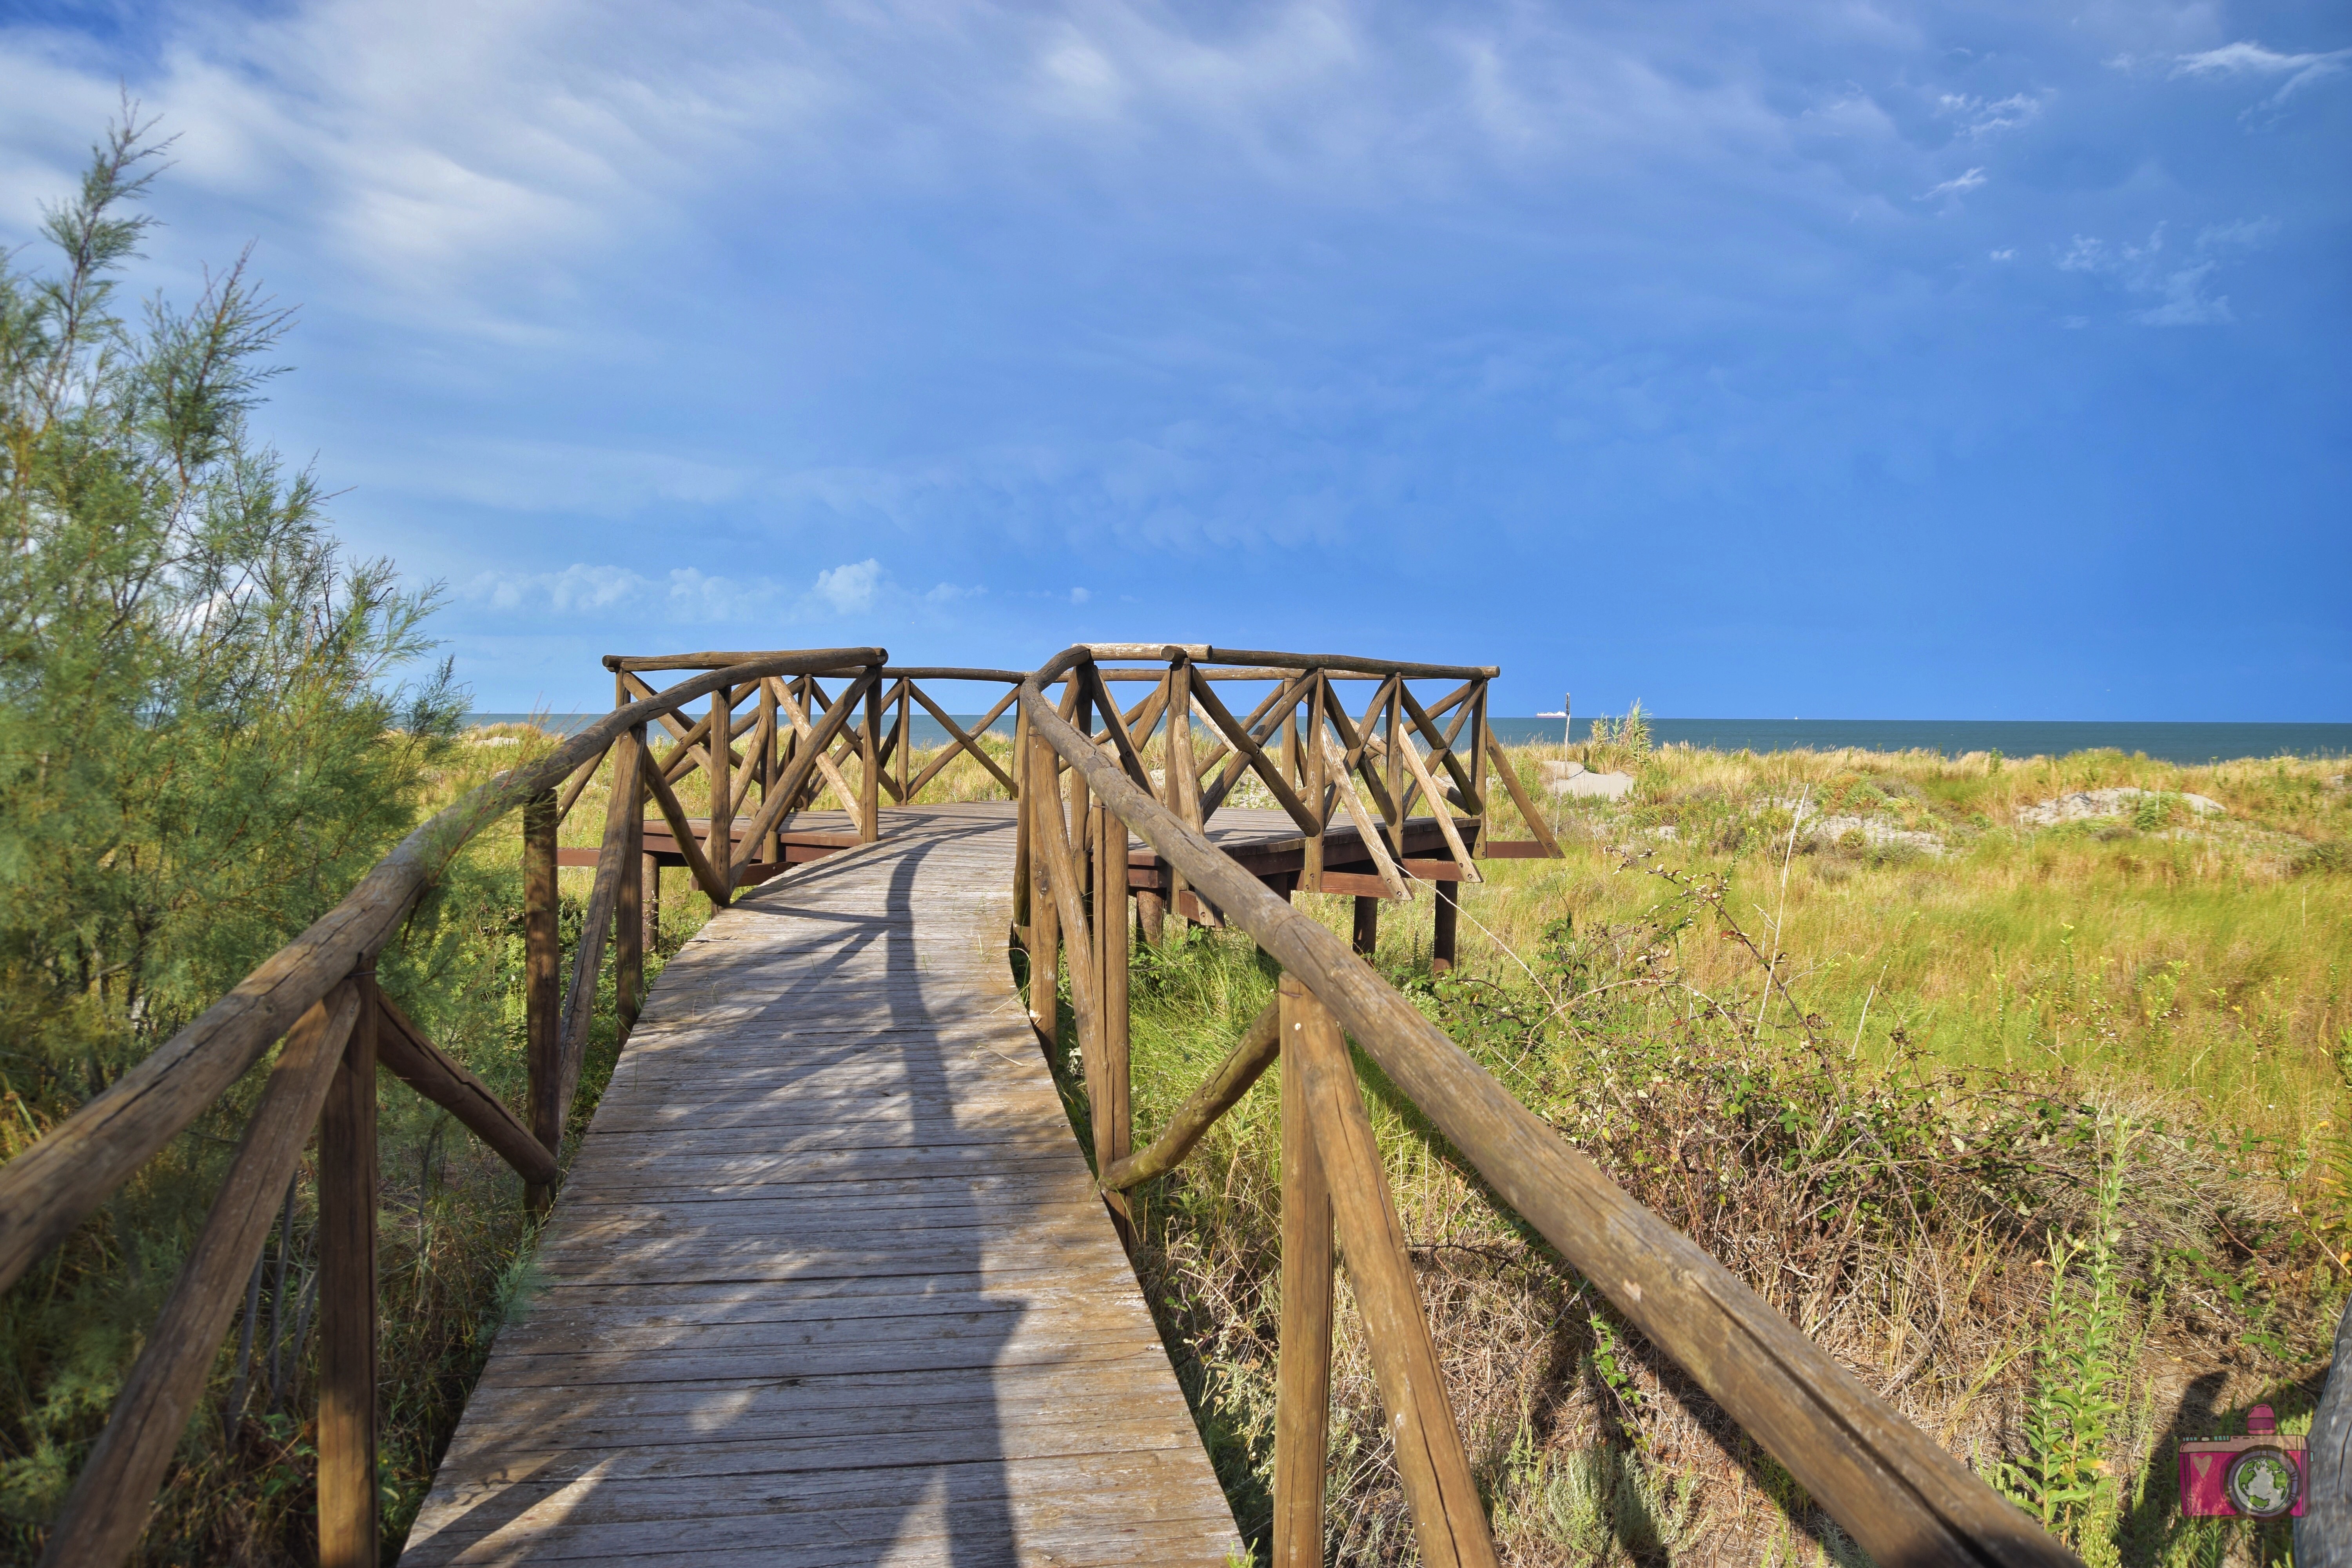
[407,802,1239,1565]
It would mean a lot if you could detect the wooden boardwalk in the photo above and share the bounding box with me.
[401,804,1242,1566]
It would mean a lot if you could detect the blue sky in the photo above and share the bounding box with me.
[4,1,2345,718]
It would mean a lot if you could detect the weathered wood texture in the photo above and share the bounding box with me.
[401,804,1240,1566]
[2301,1295,2352,1566]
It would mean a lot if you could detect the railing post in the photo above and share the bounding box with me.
[1290,976,1498,1568]
[1274,974,1335,1568]
[318,970,381,1568]
[615,726,647,1034]
[897,679,911,804]
[1026,731,1060,1048]
[1093,803,1132,1188]
[1134,669,1170,946]
[1162,655,1196,934]
[758,678,780,864]
[1302,672,1325,893]
[523,788,560,1218]
[706,686,734,872]
[859,665,883,842]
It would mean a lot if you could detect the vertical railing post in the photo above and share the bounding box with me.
[897,679,912,804]
[1384,679,1405,859]
[1093,803,1131,1184]
[1134,669,1170,947]
[615,726,646,1034]
[1274,973,1335,1568]
[1291,978,1498,1568]
[1027,729,1060,1048]
[859,666,882,842]
[1011,697,1032,935]
[1162,656,1196,934]
[1468,680,1489,844]
[1302,671,1325,893]
[523,788,560,1218]
[318,970,381,1568]
[706,686,734,873]
[759,677,780,864]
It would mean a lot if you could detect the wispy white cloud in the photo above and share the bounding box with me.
[1919,167,1987,201]
[2055,218,2274,327]
[463,562,791,621]
[2169,40,2352,120]
[1936,91,2043,138]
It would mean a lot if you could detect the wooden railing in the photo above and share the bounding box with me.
[1013,644,2081,1568]
[0,646,886,1568]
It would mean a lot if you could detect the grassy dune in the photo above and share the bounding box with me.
[1097,740,2347,1567]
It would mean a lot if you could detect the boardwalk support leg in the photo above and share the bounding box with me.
[1274,974,1334,1568]
[1352,894,1379,958]
[318,974,381,1568]
[523,789,560,1218]
[1432,881,1459,975]
[1291,978,1498,1568]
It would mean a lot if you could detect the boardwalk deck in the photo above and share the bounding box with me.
[401,804,1242,1566]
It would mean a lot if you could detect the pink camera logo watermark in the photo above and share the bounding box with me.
[2178,1404,2305,1519]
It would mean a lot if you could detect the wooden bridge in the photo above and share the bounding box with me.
[0,645,2114,1567]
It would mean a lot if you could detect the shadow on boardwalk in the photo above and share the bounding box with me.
[400,805,1239,1567]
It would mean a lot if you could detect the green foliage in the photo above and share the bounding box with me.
[0,115,463,1557]
[1998,1117,2138,1561]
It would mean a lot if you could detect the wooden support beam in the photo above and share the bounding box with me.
[905,681,1018,797]
[1094,804,1132,1236]
[375,993,557,1186]
[616,730,646,1033]
[1026,733,1061,1047]
[1274,975,1335,1568]
[1433,882,1460,974]
[641,753,734,908]
[1099,998,1279,1191]
[1189,666,1321,837]
[858,668,882,841]
[555,731,641,1131]
[522,790,561,1216]
[33,985,361,1568]
[318,978,382,1568]
[1291,981,1497,1568]
[1481,729,1563,859]
[1352,895,1379,957]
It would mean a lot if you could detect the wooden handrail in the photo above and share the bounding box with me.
[0,648,886,1299]
[1016,657,2076,1568]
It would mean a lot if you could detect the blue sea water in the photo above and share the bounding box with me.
[466,714,2351,766]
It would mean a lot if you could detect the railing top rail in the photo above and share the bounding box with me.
[1012,649,2074,1568]
[0,646,886,1301]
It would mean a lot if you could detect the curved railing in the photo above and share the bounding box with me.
[1011,644,2080,1568]
[0,647,887,1568]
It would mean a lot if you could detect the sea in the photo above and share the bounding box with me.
[465,713,2351,766]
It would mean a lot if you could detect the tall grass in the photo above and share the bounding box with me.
[1107,740,2346,1565]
